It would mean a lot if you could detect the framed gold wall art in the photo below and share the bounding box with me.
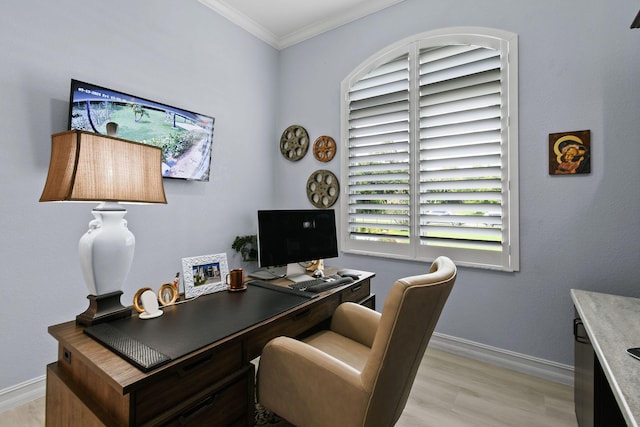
[549,130,591,175]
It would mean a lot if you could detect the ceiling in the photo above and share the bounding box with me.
[198,0,406,50]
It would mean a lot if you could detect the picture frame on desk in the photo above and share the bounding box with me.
[182,253,229,298]
[158,282,179,306]
[133,287,153,313]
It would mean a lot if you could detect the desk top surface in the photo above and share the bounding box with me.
[84,283,312,370]
[49,268,374,391]
[571,289,640,427]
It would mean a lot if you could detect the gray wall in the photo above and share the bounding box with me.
[275,0,640,367]
[1,0,640,393]
[0,0,279,390]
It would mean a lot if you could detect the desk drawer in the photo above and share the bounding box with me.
[246,295,339,359]
[159,366,253,427]
[135,340,243,425]
[341,279,370,304]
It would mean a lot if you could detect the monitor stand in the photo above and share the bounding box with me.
[249,266,286,280]
[285,263,312,283]
[249,263,314,282]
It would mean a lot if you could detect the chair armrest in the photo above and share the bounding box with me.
[258,336,369,426]
[330,302,381,348]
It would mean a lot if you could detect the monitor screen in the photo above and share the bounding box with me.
[67,79,215,181]
[257,209,339,269]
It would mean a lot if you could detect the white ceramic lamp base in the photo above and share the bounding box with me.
[76,202,134,325]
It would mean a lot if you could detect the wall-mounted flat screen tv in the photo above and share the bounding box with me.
[68,79,215,181]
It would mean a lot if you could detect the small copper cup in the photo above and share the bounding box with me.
[226,268,245,291]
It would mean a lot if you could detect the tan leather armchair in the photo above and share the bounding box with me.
[257,256,457,427]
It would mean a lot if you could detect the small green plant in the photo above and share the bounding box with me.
[232,235,258,262]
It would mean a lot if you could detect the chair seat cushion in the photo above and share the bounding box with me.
[303,330,370,372]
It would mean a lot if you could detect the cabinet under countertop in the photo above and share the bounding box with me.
[571,289,640,427]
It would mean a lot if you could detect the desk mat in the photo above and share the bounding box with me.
[84,284,311,371]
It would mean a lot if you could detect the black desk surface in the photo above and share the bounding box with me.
[85,284,311,370]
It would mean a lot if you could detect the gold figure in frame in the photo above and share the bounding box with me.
[549,130,591,175]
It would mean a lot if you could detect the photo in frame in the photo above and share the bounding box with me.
[549,130,591,175]
[157,283,179,306]
[182,253,229,298]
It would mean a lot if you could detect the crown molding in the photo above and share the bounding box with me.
[277,0,405,49]
[199,0,406,50]
[198,0,280,48]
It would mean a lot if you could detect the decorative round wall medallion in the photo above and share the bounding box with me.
[280,125,309,161]
[306,170,340,208]
[313,135,337,162]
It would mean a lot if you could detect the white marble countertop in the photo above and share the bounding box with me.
[571,289,640,427]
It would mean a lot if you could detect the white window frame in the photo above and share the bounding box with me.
[340,27,519,271]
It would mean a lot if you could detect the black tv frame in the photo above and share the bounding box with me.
[67,79,215,181]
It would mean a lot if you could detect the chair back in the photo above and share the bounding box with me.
[361,256,456,426]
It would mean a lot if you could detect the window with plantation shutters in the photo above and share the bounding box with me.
[340,28,519,271]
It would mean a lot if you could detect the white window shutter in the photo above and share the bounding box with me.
[341,28,519,271]
[346,54,411,246]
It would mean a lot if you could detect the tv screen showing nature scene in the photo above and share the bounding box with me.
[68,79,215,181]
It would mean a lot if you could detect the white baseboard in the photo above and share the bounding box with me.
[0,335,574,413]
[0,375,46,414]
[430,332,574,386]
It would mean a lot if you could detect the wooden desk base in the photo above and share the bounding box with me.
[46,271,374,426]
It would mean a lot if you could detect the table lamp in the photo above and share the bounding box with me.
[40,130,167,325]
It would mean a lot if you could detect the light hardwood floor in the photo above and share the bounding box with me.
[0,348,577,427]
[397,348,577,427]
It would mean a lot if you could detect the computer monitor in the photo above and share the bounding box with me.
[257,209,338,282]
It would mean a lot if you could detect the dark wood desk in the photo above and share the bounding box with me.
[45,269,375,426]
